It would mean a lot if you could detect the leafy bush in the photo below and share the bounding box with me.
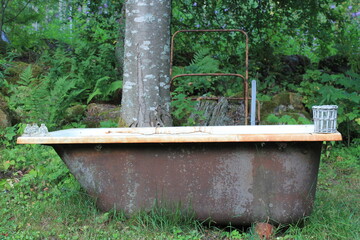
[266,114,312,125]
[39,41,122,105]
[298,69,360,144]
[7,66,84,129]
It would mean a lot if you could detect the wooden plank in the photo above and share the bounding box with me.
[17,125,342,144]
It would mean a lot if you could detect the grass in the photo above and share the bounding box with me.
[1,142,359,239]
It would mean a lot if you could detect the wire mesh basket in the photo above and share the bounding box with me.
[312,105,338,133]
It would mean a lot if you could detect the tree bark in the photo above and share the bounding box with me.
[120,0,172,127]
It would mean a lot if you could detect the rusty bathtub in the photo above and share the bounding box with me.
[17,125,341,225]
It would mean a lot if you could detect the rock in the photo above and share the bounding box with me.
[6,62,42,84]
[83,103,121,127]
[189,97,247,126]
[64,105,86,123]
[0,108,11,128]
[260,92,311,124]
[0,94,11,128]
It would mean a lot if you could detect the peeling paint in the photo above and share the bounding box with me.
[211,151,254,216]
[63,154,104,194]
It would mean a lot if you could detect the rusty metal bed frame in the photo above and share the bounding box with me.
[169,29,260,125]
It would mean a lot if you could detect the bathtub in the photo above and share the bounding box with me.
[17,125,341,225]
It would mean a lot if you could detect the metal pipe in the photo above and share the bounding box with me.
[251,80,257,125]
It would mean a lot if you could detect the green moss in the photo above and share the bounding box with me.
[117,117,128,127]
[6,62,43,84]
[260,92,311,124]
[64,105,86,123]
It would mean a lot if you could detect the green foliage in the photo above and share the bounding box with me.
[87,76,122,104]
[298,69,360,143]
[99,120,118,128]
[172,0,359,97]
[0,125,17,149]
[2,0,123,117]
[172,48,220,96]
[0,0,52,50]
[7,65,84,129]
[171,47,245,125]
[322,139,360,174]
[266,114,312,125]
[0,144,74,194]
[221,229,247,239]
[171,93,199,126]
[39,39,121,104]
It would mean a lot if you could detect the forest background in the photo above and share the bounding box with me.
[0,0,359,239]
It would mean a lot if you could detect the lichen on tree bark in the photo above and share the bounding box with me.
[120,0,172,127]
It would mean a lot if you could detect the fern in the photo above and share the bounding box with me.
[87,76,122,103]
[189,55,220,73]
[190,48,211,66]
[9,68,85,129]
[172,48,222,97]
[189,48,221,73]
[172,48,221,77]
[18,65,35,85]
[47,76,85,125]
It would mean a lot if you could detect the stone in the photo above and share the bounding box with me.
[260,92,311,124]
[0,108,11,128]
[83,103,121,127]
[64,105,86,123]
[6,62,42,85]
[0,94,11,128]
[189,97,247,126]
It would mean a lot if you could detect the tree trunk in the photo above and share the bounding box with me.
[120,0,172,127]
[0,0,10,34]
[115,4,125,77]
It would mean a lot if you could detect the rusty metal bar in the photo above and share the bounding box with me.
[170,73,245,84]
[170,29,249,125]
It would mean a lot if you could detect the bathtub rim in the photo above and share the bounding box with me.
[17,125,342,144]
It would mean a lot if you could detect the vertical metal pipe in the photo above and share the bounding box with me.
[251,80,257,125]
